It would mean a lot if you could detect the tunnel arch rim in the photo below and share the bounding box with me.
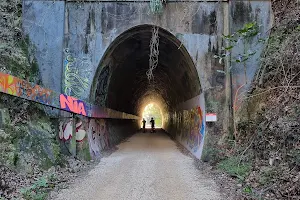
[89,24,202,110]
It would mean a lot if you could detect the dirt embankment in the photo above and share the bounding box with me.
[215,1,300,199]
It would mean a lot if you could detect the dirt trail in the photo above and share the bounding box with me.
[55,131,222,200]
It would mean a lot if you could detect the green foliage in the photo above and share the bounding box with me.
[0,95,62,171]
[243,185,253,194]
[218,157,252,181]
[206,100,220,113]
[142,103,162,127]
[0,0,39,83]
[201,146,221,163]
[20,176,49,200]
[258,167,277,186]
[214,21,264,67]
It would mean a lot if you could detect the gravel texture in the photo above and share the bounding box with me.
[55,131,222,200]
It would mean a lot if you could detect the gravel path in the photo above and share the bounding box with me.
[55,131,222,200]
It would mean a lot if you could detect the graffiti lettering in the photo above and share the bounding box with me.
[59,119,86,142]
[59,94,87,116]
[0,72,53,105]
[88,119,110,158]
[95,65,110,106]
[17,80,52,105]
[173,105,205,154]
[0,72,140,119]
[0,73,17,95]
[63,49,91,98]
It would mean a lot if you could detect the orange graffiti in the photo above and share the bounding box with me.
[17,80,52,104]
[0,72,53,104]
[197,106,203,126]
[60,94,87,116]
[0,73,17,95]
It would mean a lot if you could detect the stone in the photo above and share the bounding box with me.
[0,108,10,128]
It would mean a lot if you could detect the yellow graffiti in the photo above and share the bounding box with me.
[64,52,90,97]
[0,74,17,95]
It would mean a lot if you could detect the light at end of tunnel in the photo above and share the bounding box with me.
[141,103,163,128]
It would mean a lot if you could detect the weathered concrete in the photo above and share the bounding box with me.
[63,2,227,101]
[22,0,273,159]
[230,1,273,100]
[23,0,65,93]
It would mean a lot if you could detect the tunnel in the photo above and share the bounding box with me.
[90,25,202,128]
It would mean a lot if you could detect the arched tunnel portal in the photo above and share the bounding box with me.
[91,25,202,118]
[90,25,205,158]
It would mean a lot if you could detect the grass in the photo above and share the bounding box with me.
[217,156,252,181]
[20,174,57,200]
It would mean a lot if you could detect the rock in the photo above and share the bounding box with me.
[48,166,56,174]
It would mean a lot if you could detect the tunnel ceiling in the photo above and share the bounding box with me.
[93,25,201,115]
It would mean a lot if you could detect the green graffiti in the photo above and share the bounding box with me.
[64,50,90,98]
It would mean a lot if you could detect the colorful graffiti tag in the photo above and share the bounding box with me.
[0,73,17,95]
[174,105,205,153]
[59,119,87,142]
[63,49,91,98]
[0,72,53,105]
[186,106,205,152]
[0,72,139,120]
[59,94,87,116]
[88,119,110,157]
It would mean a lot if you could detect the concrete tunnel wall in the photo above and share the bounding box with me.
[22,0,273,160]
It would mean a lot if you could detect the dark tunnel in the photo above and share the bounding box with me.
[90,25,201,124]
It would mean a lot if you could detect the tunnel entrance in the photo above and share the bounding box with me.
[142,103,163,128]
[91,25,202,128]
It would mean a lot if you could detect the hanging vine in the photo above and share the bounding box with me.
[147,26,160,81]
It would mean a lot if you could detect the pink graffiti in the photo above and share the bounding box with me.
[60,94,87,116]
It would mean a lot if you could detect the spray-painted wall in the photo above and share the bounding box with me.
[165,94,205,159]
[58,112,139,160]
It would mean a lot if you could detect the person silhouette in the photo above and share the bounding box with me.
[150,117,155,133]
[142,118,146,133]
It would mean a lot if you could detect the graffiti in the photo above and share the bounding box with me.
[17,80,52,105]
[186,106,205,152]
[59,120,73,141]
[59,94,87,116]
[63,49,91,98]
[0,73,17,95]
[173,105,205,153]
[88,119,110,157]
[180,110,191,140]
[59,119,87,142]
[0,72,53,105]
[95,65,110,106]
[76,120,86,142]
[0,72,140,119]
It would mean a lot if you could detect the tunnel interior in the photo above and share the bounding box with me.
[91,25,201,125]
